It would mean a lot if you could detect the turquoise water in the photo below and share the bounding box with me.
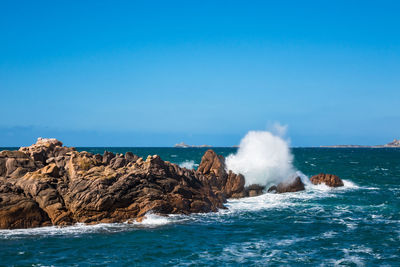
[0,148,399,266]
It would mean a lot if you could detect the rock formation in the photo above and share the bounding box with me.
[267,176,305,193]
[0,139,344,229]
[310,173,344,187]
[196,149,265,199]
[267,172,344,193]
[0,139,228,229]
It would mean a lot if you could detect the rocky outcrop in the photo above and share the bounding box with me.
[0,138,344,229]
[196,149,260,199]
[268,176,305,193]
[310,173,344,187]
[0,139,239,229]
[0,150,37,178]
[0,179,51,229]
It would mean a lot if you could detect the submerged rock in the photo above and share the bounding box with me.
[310,173,344,187]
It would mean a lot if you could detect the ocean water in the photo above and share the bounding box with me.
[0,147,399,266]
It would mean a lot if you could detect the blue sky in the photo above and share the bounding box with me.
[0,0,399,146]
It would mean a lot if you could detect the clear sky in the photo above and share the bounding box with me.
[1,0,399,146]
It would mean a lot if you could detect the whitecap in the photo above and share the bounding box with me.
[179,160,197,169]
[332,256,365,267]
[132,213,185,227]
[321,231,337,238]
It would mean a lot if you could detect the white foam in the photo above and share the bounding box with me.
[0,223,131,239]
[342,179,360,189]
[0,213,185,239]
[219,176,366,216]
[303,178,362,192]
[321,231,337,238]
[179,160,198,170]
[226,129,296,187]
[132,213,183,227]
[333,256,365,267]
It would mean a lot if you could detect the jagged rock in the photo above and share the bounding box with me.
[225,171,246,198]
[197,150,226,179]
[0,150,37,177]
[197,149,266,198]
[197,149,248,198]
[268,176,305,193]
[19,137,74,164]
[102,151,115,165]
[125,152,138,163]
[1,139,321,229]
[310,173,344,187]
[0,179,51,229]
[111,156,126,169]
[0,139,228,229]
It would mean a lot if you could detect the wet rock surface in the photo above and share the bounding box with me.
[268,176,305,193]
[277,176,306,193]
[310,173,344,187]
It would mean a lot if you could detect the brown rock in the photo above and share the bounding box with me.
[125,152,138,163]
[0,150,36,177]
[310,173,344,187]
[197,149,227,179]
[1,140,309,229]
[197,149,247,198]
[111,157,126,169]
[19,137,73,165]
[273,176,305,193]
[1,141,232,228]
[0,180,51,229]
[102,151,115,165]
[190,200,212,213]
[41,163,60,177]
[225,171,246,198]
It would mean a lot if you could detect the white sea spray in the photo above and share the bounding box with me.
[226,127,296,186]
[179,160,197,169]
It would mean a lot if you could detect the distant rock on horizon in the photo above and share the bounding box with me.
[385,138,400,147]
[174,142,212,148]
[321,138,400,148]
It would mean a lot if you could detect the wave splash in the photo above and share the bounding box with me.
[226,129,297,187]
[0,213,183,239]
[179,160,198,169]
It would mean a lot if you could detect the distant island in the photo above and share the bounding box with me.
[321,138,400,148]
[174,142,212,148]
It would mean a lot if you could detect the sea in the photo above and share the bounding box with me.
[0,147,399,266]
